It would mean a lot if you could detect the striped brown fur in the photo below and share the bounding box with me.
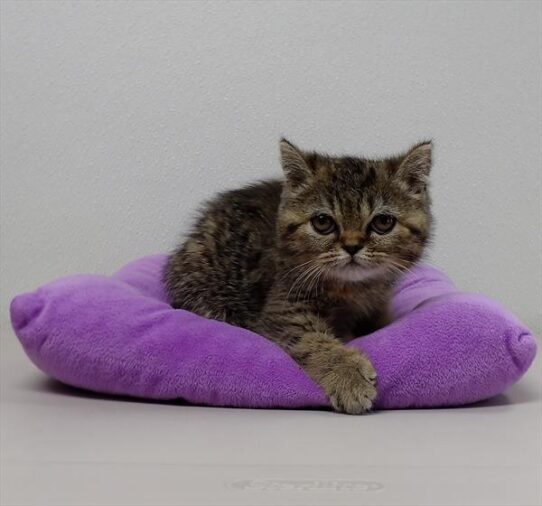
[164,139,433,414]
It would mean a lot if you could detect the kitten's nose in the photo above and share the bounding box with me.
[342,244,362,256]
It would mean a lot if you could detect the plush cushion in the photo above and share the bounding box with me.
[10,254,537,410]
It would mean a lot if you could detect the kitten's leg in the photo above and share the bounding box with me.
[253,307,377,415]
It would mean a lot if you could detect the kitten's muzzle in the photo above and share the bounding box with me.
[342,244,362,256]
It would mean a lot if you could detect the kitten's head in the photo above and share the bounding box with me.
[277,139,433,284]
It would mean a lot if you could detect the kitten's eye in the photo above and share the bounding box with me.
[311,213,336,235]
[370,214,396,235]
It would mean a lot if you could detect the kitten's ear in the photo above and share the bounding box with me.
[396,141,432,194]
[280,138,312,189]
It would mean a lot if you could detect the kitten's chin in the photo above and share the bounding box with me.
[330,264,388,283]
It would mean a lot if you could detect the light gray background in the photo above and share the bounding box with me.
[2,4,541,506]
[1,0,541,332]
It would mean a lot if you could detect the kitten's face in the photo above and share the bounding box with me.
[277,140,433,284]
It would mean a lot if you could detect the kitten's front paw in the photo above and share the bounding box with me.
[322,349,377,415]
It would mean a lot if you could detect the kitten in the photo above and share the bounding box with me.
[164,139,433,414]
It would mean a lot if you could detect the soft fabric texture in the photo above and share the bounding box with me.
[10,255,537,410]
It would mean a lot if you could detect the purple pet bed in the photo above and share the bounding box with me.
[10,254,537,410]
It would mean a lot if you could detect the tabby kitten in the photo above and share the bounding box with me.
[164,139,433,414]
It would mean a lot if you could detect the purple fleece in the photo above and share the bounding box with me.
[10,255,537,410]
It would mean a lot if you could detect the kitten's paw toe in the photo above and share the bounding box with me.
[359,357,377,382]
[328,379,377,415]
[324,352,377,415]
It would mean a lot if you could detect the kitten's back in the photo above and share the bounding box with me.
[164,180,282,327]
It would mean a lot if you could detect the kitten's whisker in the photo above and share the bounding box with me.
[298,264,322,301]
[363,253,411,275]
[294,263,322,303]
[383,257,410,270]
[306,265,323,299]
[287,262,320,301]
[382,259,410,277]
[283,260,318,297]
[280,259,318,282]
[313,266,327,296]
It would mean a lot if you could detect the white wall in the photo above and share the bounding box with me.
[1,1,541,332]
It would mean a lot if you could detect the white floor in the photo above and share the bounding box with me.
[1,331,541,506]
